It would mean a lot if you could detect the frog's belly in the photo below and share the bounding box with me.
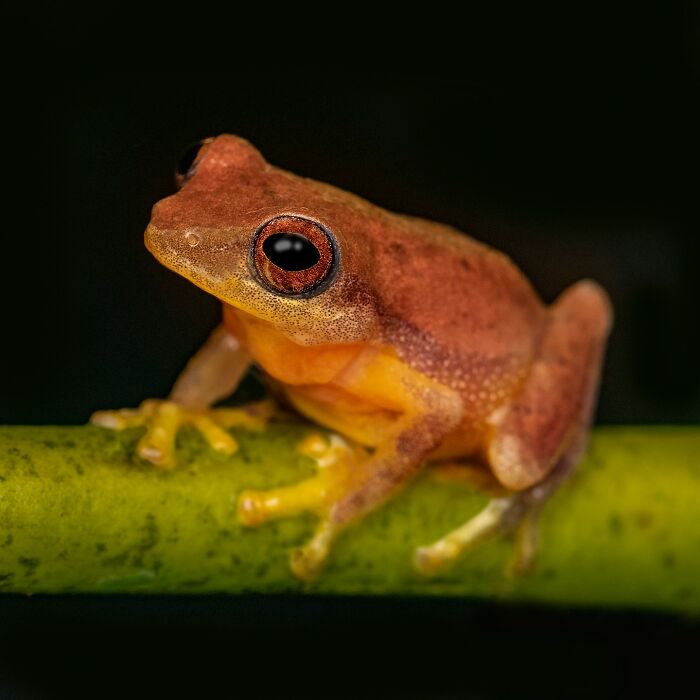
[280,383,395,447]
[279,383,484,461]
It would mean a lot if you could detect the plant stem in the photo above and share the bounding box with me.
[0,424,698,614]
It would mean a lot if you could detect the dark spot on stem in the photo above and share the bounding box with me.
[676,587,692,600]
[103,552,129,567]
[182,578,209,588]
[18,556,39,575]
[131,513,160,567]
[634,511,654,529]
[608,514,623,535]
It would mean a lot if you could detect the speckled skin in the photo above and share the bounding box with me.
[145,134,612,525]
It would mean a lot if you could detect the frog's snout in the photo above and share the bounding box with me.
[143,223,164,259]
[145,222,193,259]
[144,223,182,268]
[143,223,157,251]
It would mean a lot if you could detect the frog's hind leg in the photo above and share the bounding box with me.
[414,451,574,577]
[415,279,612,576]
[487,280,612,492]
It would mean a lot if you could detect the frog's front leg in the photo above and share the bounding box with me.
[91,324,271,468]
[414,280,613,576]
[238,352,464,581]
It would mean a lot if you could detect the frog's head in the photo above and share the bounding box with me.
[146,135,382,345]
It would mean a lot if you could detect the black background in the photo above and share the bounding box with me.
[1,7,699,699]
[4,65,700,426]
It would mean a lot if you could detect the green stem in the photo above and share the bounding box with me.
[0,424,698,614]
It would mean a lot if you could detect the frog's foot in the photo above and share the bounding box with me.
[413,491,541,577]
[237,432,367,581]
[91,399,276,468]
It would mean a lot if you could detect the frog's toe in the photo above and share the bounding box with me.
[90,407,148,430]
[237,432,361,580]
[413,495,528,577]
[138,402,245,466]
[413,541,462,577]
[192,414,238,454]
[92,398,246,468]
[237,433,358,527]
[290,522,336,582]
[237,489,274,527]
[508,510,540,576]
[135,400,182,468]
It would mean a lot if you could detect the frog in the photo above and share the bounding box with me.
[92,134,613,581]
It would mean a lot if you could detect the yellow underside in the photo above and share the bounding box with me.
[279,382,481,461]
[226,305,484,461]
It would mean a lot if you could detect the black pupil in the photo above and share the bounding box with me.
[176,141,203,177]
[263,233,320,271]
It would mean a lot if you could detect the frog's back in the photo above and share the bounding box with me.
[370,212,546,398]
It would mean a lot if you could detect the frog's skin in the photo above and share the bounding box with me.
[93,135,612,580]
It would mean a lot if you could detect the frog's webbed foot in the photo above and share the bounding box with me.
[414,460,570,577]
[237,433,368,581]
[413,491,540,577]
[91,399,276,468]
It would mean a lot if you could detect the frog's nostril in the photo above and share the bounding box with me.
[185,231,201,248]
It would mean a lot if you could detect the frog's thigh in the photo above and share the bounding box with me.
[487,280,612,490]
[328,352,464,525]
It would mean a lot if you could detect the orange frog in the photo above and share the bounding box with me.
[93,135,612,581]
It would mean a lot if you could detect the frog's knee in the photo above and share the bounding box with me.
[557,278,614,333]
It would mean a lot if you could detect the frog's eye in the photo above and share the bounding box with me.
[251,216,336,296]
[174,138,213,188]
